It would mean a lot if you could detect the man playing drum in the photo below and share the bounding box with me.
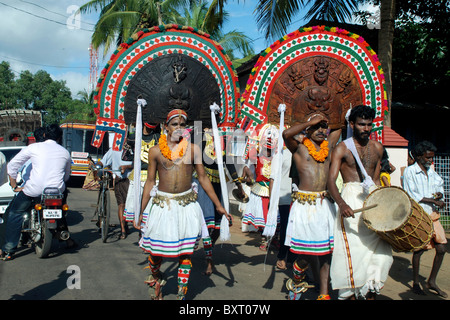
[403,141,447,298]
[327,105,393,300]
[134,109,231,300]
[282,113,341,300]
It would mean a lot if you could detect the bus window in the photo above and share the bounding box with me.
[61,123,110,177]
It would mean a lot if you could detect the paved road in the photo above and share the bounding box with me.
[0,182,449,302]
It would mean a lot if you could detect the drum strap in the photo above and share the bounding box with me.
[343,138,375,193]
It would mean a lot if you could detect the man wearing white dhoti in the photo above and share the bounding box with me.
[327,105,393,300]
[135,109,230,300]
[282,113,341,300]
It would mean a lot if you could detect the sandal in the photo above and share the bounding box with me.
[119,232,127,240]
[177,286,188,300]
[145,273,166,300]
[286,278,315,300]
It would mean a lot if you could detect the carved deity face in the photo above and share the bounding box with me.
[288,64,306,90]
[313,57,329,85]
[169,86,190,110]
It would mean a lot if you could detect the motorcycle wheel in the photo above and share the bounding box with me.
[100,190,111,243]
[35,220,53,258]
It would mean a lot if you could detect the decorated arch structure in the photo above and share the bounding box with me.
[238,25,387,144]
[91,24,240,151]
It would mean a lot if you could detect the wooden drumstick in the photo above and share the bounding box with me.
[353,204,378,214]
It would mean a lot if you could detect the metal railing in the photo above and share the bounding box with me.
[434,154,450,230]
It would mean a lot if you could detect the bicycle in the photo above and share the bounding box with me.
[92,165,116,243]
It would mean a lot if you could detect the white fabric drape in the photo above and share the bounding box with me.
[263,104,286,238]
[210,103,231,241]
[133,98,146,225]
[343,137,375,193]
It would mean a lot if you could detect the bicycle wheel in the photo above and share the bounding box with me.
[100,189,111,243]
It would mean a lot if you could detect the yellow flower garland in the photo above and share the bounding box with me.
[303,138,329,162]
[159,134,188,161]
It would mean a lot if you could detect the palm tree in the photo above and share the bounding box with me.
[79,0,192,56]
[79,0,253,60]
[378,0,395,127]
[253,0,361,42]
[252,0,397,127]
[168,0,254,59]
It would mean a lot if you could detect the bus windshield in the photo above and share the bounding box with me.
[60,123,110,176]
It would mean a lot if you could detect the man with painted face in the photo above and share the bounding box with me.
[403,141,447,298]
[327,105,392,300]
[134,109,230,300]
[241,123,279,251]
[282,113,341,300]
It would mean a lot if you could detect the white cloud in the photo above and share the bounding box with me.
[52,71,90,98]
[0,0,99,97]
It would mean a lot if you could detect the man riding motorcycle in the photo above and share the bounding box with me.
[1,124,74,261]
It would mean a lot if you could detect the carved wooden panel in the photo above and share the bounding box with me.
[124,53,220,126]
[267,55,363,129]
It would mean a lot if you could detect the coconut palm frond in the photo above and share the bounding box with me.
[303,0,361,22]
[254,0,305,41]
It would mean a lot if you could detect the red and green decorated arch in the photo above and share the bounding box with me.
[91,24,240,150]
[238,25,387,143]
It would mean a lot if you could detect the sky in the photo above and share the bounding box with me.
[0,0,377,100]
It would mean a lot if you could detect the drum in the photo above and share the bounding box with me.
[362,186,434,252]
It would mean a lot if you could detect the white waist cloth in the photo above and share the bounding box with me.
[242,191,267,228]
[330,182,393,299]
[138,188,208,257]
[124,179,146,222]
[285,190,336,256]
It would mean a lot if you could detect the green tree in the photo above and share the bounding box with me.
[13,70,35,110]
[63,98,97,123]
[0,62,96,125]
[79,0,253,59]
[79,0,192,56]
[253,0,361,41]
[0,61,17,109]
[168,0,254,59]
[392,0,449,108]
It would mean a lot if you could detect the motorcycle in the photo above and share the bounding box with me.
[21,187,70,258]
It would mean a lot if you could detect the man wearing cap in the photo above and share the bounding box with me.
[135,109,231,300]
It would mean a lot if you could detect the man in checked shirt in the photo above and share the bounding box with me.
[403,141,447,298]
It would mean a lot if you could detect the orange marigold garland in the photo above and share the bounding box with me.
[159,134,188,161]
[303,138,329,162]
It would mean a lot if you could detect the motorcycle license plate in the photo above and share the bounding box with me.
[43,209,62,219]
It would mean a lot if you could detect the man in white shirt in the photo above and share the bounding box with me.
[1,124,71,261]
[403,141,447,298]
[0,151,6,225]
[97,148,132,239]
[269,146,296,270]
[0,151,7,187]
